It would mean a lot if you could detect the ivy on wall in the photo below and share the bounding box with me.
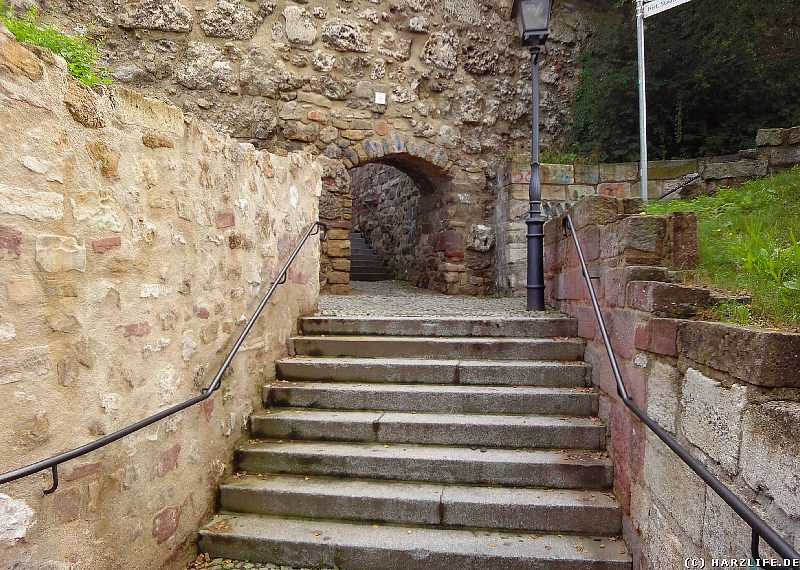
[568,0,800,162]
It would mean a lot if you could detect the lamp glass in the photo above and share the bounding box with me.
[515,0,551,37]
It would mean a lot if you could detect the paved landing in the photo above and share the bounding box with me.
[320,281,546,317]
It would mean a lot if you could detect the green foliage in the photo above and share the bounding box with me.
[1,5,111,86]
[570,0,800,162]
[646,167,800,329]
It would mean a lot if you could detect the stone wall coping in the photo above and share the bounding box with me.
[678,320,800,388]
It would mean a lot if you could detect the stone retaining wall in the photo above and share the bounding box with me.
[543,196,800,567]
[500,125,800,293]
[0,25,321,569]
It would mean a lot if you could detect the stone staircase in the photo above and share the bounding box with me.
[349,232,391,282]
[198,315,631,569]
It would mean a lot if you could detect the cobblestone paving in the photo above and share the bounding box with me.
[318,281,551,317]
[189,556,334,570]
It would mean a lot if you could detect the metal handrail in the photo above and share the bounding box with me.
[0,220,327,494]
[562,214,799,566]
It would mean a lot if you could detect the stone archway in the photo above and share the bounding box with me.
[318,135,495,295]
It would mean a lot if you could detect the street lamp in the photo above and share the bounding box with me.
[511,0,552,311]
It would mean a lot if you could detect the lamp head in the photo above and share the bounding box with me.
[511,0,552,43]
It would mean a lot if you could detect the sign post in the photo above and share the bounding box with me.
[636,0,696,202]
[636,0,648,202]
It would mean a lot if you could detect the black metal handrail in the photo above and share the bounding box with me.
[0,220,327,494]
[562,214,799,566]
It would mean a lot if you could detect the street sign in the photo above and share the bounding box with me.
[643,0,694,18]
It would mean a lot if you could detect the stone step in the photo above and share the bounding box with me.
[276,357,590,387]
[300,315,577,337]
[350,253,384,261]
[264,382,599,416]
[236,441,613,488]
[350,262,388,271]
[218,474,623,535]
[250,410,606,449]
[199,514,631,569]
[350,274,392,282]
[289,336,585,361]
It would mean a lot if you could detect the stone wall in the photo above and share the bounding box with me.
[37,0,610,294]
[351,163,421,281]
[499,125,800,293]
[0,25,321,569]
[543,196,800,567]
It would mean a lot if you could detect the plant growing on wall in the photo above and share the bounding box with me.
[570,0,800,162]
[1,4,111,86]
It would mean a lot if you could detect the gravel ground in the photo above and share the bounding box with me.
[188,555,336,570]
[318,281,551,317]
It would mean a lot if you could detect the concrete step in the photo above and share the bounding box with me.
[264,382,599,416]
[199,514,631,569]
[300,316,577,338]
[250,410,606,449]
[236,440,612,488]
[276,357,590,387]
[218,474,623,534]
[290,335,585,360]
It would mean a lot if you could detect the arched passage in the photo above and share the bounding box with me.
[318,135,496,296]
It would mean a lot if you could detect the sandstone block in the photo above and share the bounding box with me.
[646,360,681,434]
[118,0,193,32]
[64,462,102,482]
[63,80,105,128]
[0,30,43,81]
[703,159,768,180]
[755,128,784,147]
[35,235,86,273]
[627,281,711,317]
[124,322,151,338]
[574,164,600,185]
[71,191,123,232]
[326,271,349,285]
[325,240,350,258]
[540,164,575,185]
[681,368,749,474]
[648,159,699,180]
[601,215,665,263]
[568,184,595,200]
[54,488,80,524]
[599,162,639,182]
[597,182,630,198]
[0,183,63,222]
[678,321,800,387]
[142,135,174,149]
[6,276,37,304]
[769,146,800,167]
[740,400,800,518]
[643,430,707,539]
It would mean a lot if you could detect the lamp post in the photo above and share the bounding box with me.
[511,0,552,311]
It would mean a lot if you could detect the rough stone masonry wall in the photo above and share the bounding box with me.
[0,25,321,570]
[351,163,421,281]
[498,125,800,293]
[43,0,607,294]
[544,196,800,568]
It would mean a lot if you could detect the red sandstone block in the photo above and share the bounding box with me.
[433,230,463,252]
[91,236,121,253]
[598,183,630,198]
[123,322,151,338]
[63,462,102,482]
[158,443,181,477]
[670,211,698,269]
[569,196,621,232]
[193,306,210,319]
[202,397,214,421]
[635,318,680,357]
[610,308,638,359]
[627,281,711,317]
[0,224,22,259]
[443,249,464,261]
[289,268,313,284]
[54,488,80,524]
[152,505,182,544]
[374,121,390,136]
[330,220,352,230]
[215,211,235,229]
